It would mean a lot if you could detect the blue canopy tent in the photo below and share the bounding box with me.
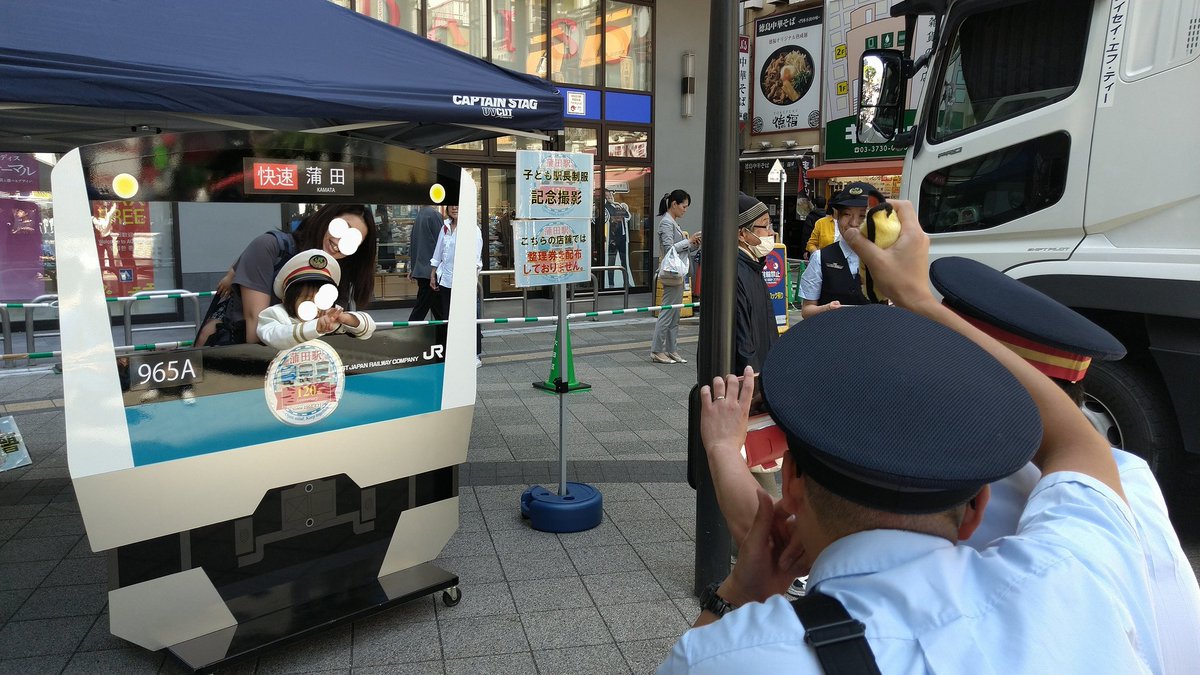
[0,0,563,152]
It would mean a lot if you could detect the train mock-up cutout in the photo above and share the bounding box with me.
[53,132,478,671]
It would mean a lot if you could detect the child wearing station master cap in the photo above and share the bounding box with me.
[257,249,377,351]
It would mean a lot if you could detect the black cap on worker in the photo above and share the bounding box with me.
[760,305,1043,513]
[930,257,1126,382]
[738,192,769,228]
[830,181,885,209]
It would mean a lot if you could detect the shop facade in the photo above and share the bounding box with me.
[0,0,665,311]
[738,0,937,250]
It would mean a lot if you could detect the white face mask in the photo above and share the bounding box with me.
[748,235,775,258]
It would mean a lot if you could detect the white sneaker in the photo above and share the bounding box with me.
[474,356,482,368]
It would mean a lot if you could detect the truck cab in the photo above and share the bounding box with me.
[858,0,1200,488]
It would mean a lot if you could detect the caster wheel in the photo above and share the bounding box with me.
[442,586,461,607]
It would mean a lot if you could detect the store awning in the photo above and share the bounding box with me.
[806,159,905,179]
[0,0,564,153]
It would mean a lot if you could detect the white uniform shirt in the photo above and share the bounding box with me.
[430,220,483,289]
[659,472,1160,674]
[799,238,859,302]
[969,450,1200,674]
[256,304,376,351]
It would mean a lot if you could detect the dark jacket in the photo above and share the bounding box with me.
[409,206,442,280]
[734,250,779,374]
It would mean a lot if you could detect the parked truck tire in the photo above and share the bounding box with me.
[1080,359,1181,491]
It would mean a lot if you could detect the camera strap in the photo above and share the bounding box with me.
[791,592,881,675]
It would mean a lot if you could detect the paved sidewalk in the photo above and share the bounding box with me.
[0,296,713,674]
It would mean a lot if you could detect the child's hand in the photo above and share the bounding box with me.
[337,310,360,329]
[316,308,341,334]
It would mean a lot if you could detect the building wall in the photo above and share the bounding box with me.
[652,1,711,248]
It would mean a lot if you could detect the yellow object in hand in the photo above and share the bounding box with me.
[860,203,902,303]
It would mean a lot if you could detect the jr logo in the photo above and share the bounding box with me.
[422,345,445,361]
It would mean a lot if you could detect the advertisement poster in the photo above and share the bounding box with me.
[0,153,40,193]
[0,199,45,301]
[92,200,156,297]
[762,245,789,330]
[512,219,592,287]
[752,8,824,135]
[822,1,937,160]
[515,150,594,220]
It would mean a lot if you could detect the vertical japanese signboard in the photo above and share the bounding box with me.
[751,8,824,134]
[514,151,593,288]
[739,35,751,124]
[822,1,936,160]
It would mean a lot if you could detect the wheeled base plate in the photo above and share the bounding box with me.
[521,482,603,533]
[167,563,459,673]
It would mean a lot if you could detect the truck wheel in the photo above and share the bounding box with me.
[1080,360,1181,481]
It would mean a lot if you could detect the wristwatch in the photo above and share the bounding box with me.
[699,581,735,618]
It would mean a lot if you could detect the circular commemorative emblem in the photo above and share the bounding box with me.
[309,254,327,270]
[264,340,345,426]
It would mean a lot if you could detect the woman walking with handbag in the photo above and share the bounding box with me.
[651,189,700,364]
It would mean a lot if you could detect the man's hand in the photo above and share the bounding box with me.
[700,367,756,461]
[719,490,807,606]
[842,200,934,310]
[430,275,439,291]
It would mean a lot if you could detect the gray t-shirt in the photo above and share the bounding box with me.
[227,232,290,326]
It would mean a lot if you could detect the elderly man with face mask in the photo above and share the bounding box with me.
[733,193,779,377]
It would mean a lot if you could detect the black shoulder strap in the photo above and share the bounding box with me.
[791,592,881,675]
[268,230,296,275]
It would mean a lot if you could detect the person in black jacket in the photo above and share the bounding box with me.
[733,193,779,376]
[408,205,445,322]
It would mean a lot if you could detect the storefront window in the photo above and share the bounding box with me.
[598,166,651,289]
[484,169,520,293]
[426,0,487,57]
[496,135,546,153]
[551,0,601,86]
[442,140,486,152]
[606,128,649,160]
[349,0,421,33]
[605,2,653,91]
[564,127,599,156]
[492,0,547,76]
[90,201,178,317]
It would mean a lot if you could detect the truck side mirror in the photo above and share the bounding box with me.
[857,49,906,144]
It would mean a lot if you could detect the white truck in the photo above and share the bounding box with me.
[857,0,1200,488]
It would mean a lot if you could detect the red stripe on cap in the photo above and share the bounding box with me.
[952,310,1092,382]
[284,265,332,288]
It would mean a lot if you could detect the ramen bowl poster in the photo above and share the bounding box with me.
[752,7,823,135]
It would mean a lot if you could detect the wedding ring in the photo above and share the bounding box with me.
[714,395,726,401]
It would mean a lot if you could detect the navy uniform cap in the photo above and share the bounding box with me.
[930,257,1125,382]
[761,305,1042,513]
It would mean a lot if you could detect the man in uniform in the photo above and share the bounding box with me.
[797,183,882,318]
[931,255,1200,674]
[662,200,1162,673]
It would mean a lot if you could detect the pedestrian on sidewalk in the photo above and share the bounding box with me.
[408,205,445,322]
[430,205,483,367]
[651,189,699,364]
